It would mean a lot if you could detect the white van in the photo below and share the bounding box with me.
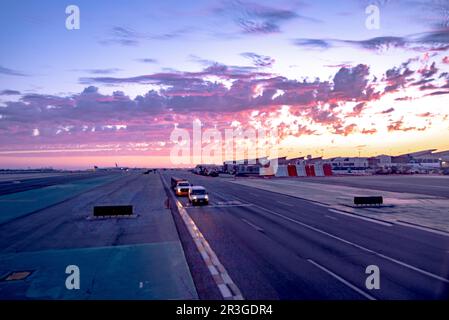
[188,186,209,205]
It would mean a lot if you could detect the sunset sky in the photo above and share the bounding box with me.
[1,0,448,169]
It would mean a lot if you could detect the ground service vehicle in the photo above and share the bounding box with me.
[188,186,209,205]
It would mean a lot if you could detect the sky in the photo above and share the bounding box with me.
[0,0,448,169]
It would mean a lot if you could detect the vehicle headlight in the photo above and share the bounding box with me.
[205,195,208,199]
[192,196,197,200]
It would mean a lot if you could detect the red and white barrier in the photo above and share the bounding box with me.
[323,164,332,176]
[305,165,315,176]
[314,164,325,177]
[259,163,332,177]
[287,164,297,176]
[275,165,288,177]
[295,164,307,177]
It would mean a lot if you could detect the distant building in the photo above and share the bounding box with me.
[220,148,449,176]
[223,157,268,174]
[327,157,369,174]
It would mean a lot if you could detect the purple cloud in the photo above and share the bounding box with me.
[241,52,275,67]
[0,89,21,95]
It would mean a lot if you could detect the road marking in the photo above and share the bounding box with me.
[328,209,393,227]
[307,259,376,300]
[276,201,294,207]
[218,284,232,298]
[175,199,244,299]
[249,203,449,284]
[311,202,331,208]
[394,220,449,237]
[160,174,244,300]
[241,218,265,232]
[325,215,338,220]
[186,203,253,209]
[250,193,260,197]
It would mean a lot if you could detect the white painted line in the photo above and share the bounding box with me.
[276,201,294,207]
[328,209,393,227]
[174,199,245,299]
[241,218,265,232]
[250,203,449,284]
[250,193,260,197]
[218,284,233,298]
[394,220,449,237]
[208,265,219,276]
[186,203,253,209]
[311,202,331,208]
[325,215,338,220]
[307,259,376,300]
[222,273,233,284]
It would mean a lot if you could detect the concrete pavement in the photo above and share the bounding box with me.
[229,177,449,232]
[0,172,197,300]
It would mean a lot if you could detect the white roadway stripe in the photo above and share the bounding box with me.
[218,284,233,298]
[175,199,244,299]
[307,259,376,301]
[241,218,265,232]
[276,201,294,207]
[250,193,260,197]
[249,203,449,284]
[325,215,338,220]
[311,202,331,208]
[328,209,393,227]
[394,220,449,238]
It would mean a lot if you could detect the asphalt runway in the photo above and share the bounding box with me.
[2,170,448,299]
[162,171,449,300]
[0,172,114,196]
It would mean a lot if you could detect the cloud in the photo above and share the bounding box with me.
[241,52,275,67]
[341,36,407,51]
[99,26,141,46]
[380,107,395,114]
[332,64,376,101]
[425,90,449,96]
[136,58,158,64]
[383,63,414,93]
[293,39,331,49]
[214,0,311,35]
[333,123,357,136]
[0,89,21,95]
[75,68,122,75]
[361,128,377,134]
[417,112,433,117]
[292,28,449,53]
[100,25,194,46]
[80,63,270,86]
[0,65,28,77]
[2,57,447,151]
[387,119,421,132]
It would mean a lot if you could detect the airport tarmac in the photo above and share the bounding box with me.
[0,170,448,300]
[0,171,197,300]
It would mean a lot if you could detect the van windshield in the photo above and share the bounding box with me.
[191,189,206,195]
[178,182,190,187]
